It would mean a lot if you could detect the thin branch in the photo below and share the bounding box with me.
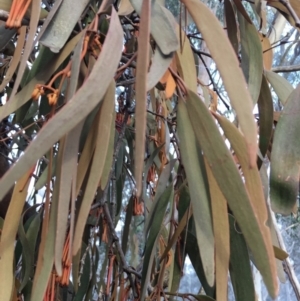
[193,47,230,110]
[117,78,135,87]
[191,45,212,58]
[110,168,116,226]
[272,64,300,73]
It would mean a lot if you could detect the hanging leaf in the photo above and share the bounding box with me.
[257,75,274,167]
[224,0,238,56]
[130,0,178,55]
[147,48,173,91]
[18,213,41,291]
[177,98,215,287]
[270,84,300,214]
[134,0,151,197]
[185,89,278,298]
[175,27,198,93]
[0,168,33,301]
[204,158,229,301]
[265,70,294,105]
[229,214,256,301]
[182,0,258,167]
[141,185,173,299]
[118,0,134,15]
[39,0,90,53]
[73,81,116,259]
[237,11,263,104]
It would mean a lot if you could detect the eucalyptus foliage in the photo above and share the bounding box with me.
[0,0,299,300]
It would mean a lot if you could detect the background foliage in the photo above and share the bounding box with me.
[0,0,300,300]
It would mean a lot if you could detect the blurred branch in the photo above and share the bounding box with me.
[117,78,135,86]
[272,64,300,72]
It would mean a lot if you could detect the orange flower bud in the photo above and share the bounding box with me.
[47,90,59,106]
[31,85,44,100]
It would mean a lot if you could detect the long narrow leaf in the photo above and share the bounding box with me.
[0,168,33,301]
[134,0,151,196]
[182,0,258,167]
[186,90,278,298]
[177,98,215,286]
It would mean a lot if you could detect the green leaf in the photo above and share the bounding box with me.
[204,158,229,301]
[214,114,268,227]
[182,0,258,167]
[144,159,176,236]
[177,98,215,287]
[257,75,273,167]
[130,0,178,55]
[270,84,300,214]
[19,213,41,291]
[99,115,116,190]
[186,90,278,298]
[238,11,263,104]
[224,0,238,55]
[147,47,173,91]
[74,251,91,301]
[40,0,90,53]
[265,70,294,105]
[141,185,173,299]
[121,195,134,254]
[185,230,216,297]
[0,25,22,88]
[229,215,255,301]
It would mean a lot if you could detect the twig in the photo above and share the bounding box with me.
[120,54,137,69]
[103,203,142,281]
[193,47,230,110]
[110,168,116,226]
[190,45,212,58]
[117,78,135,87]
[272,64,300,73]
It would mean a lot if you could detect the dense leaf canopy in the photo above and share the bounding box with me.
[0,0,299,300]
